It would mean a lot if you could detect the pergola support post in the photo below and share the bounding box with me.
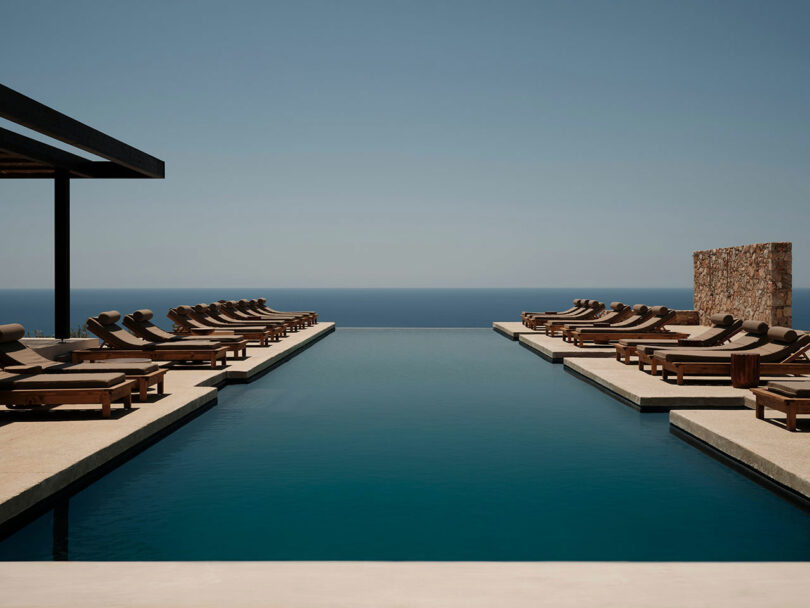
[54,169,70,340]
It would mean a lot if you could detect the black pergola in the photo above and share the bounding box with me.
[0,84,164,339]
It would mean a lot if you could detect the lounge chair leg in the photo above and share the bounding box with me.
[755,402,764,420]
[242,347,247,357]
[787,409,797,431]
[616,350,621,361]
[101,394,111,418]
[158,378,165,395]
[624,352,631,365]
[211,354,217,369]
[677,369,684,385]
[139,379,147,402]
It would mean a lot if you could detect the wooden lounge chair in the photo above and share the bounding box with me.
[123,310,249,358]
[74,311,229,369]
[751,381,810,431]
[253,298,317,325]
[0,322,165,401]
[168,306,278,344]
[567,306,686,347]
[545,302,631,337]
[562,304,654,342]
[613,314,742,364]
[204,303,293,333]
[0,370,135,418]
[522,299,587,326]
[232,299,307,329]
[642,320,770,373]
[654,328,810,385]
[525,300,604,330]
[219,300,303,331]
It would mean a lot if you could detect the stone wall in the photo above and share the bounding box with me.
[693,242,792,327]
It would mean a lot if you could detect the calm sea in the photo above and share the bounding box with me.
[0,288,808,333]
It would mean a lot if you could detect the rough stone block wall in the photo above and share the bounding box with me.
[693,242,792,327]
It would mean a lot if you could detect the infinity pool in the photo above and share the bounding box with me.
[2,328,809,560]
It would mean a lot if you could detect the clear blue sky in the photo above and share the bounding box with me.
[1,0,808,288]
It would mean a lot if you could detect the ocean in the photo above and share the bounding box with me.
[0,288,808,333]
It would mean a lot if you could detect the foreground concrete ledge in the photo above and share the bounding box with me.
[518,333,614,363]
[1,561,809,607]
[671,409,810,500]
[564,358,751,411]
[492,321,543,340]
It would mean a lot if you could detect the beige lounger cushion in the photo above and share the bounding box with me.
[609,302,625,312]
[132,309,153,322]
[768,327,798,344]
[49,361,160,374]
[768,381,810,398]
[741,320,768,335]
[631,305,649,314]
[710,313,734,327]
[0,372,126,389]
[0,324,25,343]
[97,311,121,325]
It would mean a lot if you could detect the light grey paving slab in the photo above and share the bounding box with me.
[564,358,751,411]
[1,561,809,608]
[518,333,615,363]
[671,409,810,500]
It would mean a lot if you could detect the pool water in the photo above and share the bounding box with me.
[2,328,809,560]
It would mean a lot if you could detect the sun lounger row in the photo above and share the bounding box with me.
[519,300,810,430]
[0,296,320,417]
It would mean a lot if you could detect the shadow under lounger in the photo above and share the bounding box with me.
[0,371,135,417]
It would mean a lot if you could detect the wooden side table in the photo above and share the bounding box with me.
[731,353,760,388]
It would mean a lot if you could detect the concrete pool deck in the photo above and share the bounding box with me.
[1,561,809,607]
[563,357,756,411]
[671,409,810,502]
[518,333,615,362]
[0,322,335,530]
[492,321,543,340]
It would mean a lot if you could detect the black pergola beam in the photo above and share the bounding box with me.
[0,126,143,178]
[54,169,70,340]
[0,84,164,179]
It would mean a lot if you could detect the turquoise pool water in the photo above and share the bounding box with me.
[2,328,810,560]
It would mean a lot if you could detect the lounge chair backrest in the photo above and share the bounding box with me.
[745,330,808,363]
[610,302,626,312]
[123,310,176,342]
[624,306,673,331]
[87,311,152,349]
[608,305,651,328]
[684,318,742,345]
[0,323,56,369]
